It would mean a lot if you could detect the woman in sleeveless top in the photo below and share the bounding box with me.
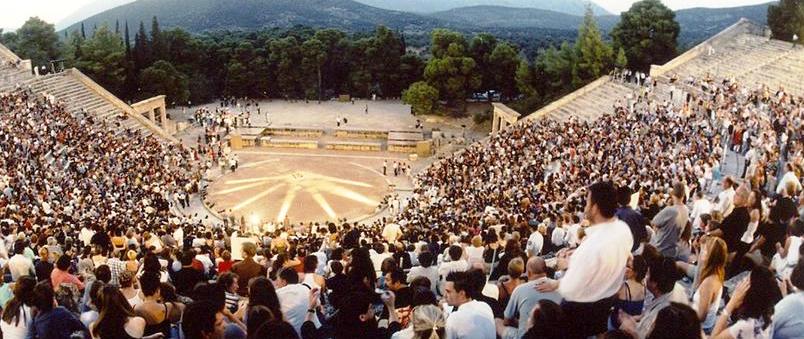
[119,271,144,308]
[91,285,155,339]
[692,236,727,334]
[496,257,525,308]
[730,190,762,276]
[134,272,181,338]
[609,255,646,329]
[0,276,36,339]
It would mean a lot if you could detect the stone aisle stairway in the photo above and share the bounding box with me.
[542,80,636,122]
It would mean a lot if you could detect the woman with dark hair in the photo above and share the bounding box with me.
[523,299,566,338]
[646,302,702,339]
[610,255,648,329]
[51,254,85,290]
[490,239,526,281]
[134,271,179,337]
[242,276,282,322]
[90,285,153,339]
[301,255,326,290]
[711,266,782,338]
[0,276,36,337]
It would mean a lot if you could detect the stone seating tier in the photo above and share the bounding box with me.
[324,141,382,151]
[334,128,388,139]
[388,140,418,153]
[388,130,424,142]
[262,138,319,149]
[262,126,324,138]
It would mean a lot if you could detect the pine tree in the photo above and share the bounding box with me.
[615,47,628,69]
[124,21,131,59]
[80,22,86,39]
[133,21,151,70]
[768,0,804,42]
[575,4,613,82]
[115,20,120,35]
[150,16,165,59]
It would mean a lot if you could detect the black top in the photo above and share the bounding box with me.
[172,267,203,296]
[475,294,505,319]
[617,207,648,251]
[720,207,750,250]
[302,320,400,339]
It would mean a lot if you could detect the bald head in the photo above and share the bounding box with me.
[526,256,547,280]
[734,185,750,206]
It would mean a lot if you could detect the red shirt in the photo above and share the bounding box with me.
[218,260,234,273]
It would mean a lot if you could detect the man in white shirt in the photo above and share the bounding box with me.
[444,271,495,339]
[538,181,633,338]
[7,240,34,281]
[690,191,713,231]
[526,223,544,256]
[776,163,802,195]
[79,225,95,247]
[716,177,736,217]
[275,267,319,334]
[382,222,402,243]
[438,245,469,295]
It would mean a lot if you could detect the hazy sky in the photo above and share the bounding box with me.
[2,0,775,31]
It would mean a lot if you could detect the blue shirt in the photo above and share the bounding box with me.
[26,306,88,339]
[773,292,804,339]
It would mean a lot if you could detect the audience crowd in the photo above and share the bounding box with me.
[0,54,802,339]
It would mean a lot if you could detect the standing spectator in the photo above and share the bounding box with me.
[650,182,689,258]
[616,185,648,252]
[230,242,267,297]
[276,267,318,334]
[8,239,34,281]
[538,182,633,338]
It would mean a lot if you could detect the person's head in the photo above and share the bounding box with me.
[523,299,566,338]
[55,254,71,271]
[241,242,256,259]
[276,267,299,288]
[249,276,282,318]
[303,255,318,273]
[526,256,547,280]
[218,272,239,294]
[789,258,804,291]
[31,281,55,313]
[698,237,727,285]
[330,260,344,275]
[38,247,49,261]
[507,257,525,279]
[180,250,195,266]
[671,182,685,204]
[585,182,618,222]
[471,236,482,248]
[722,176,734,189]
[736,266,782,328]
[251,319,300,339]
[95,265,112,284]
[93,285,137,338]
[411,286,437,307]
[646,256,679,297]
[334,291,377,337]
[444,271,472,306]
[118,270,135,288]
[417,251,434,268]
[646,302,701,339]
[733,185,750,207]
[160,282,179,302]
[447,245,462,261]
[385,269,407,291]
[182,301,226,339]
[13,240,25,255]
[221,250,231,262]
[411,304,446,339]
[616,185,633,208]
[626,255,648,282]
[139,271,161,297]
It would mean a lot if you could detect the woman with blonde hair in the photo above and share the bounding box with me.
[692,236,728,334]
[411,304,446,339]
[125,250,139,274]
[465,235,485,270]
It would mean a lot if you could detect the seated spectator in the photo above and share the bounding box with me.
[711,266,782,339]
[610,255,647,330]
[773,260,804,338]
[501,256,562,339]
[28,281,89,339]
[89,285,151,339]
[443,271,495,339]
[407,251,438,294]
[183,300,227,339]
[218,272,241,313]
[0,276,36,338]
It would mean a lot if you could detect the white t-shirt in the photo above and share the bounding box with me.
[559,219,633,303]
[526,231,544,256]
[277,284,319,334]
[0,305,31,339]
[382,223,402,243]
[445,300,496,339]
[728,318,773,339]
